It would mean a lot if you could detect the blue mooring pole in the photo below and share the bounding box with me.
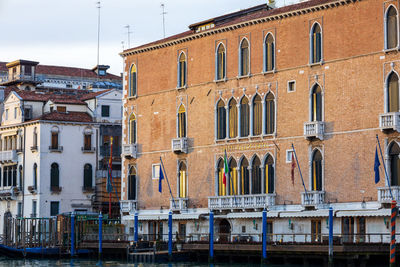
[209,210,214,262]
[99,212,103,258]
[71,212,75,257]
[134,212,138,243]
[262,209,267,263]
[168,211,172,260]
[329,207,333,265]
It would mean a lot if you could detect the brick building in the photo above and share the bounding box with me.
[120,0,400,243]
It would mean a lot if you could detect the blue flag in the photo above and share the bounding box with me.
[374,147,380,184]
[158,165,164,193]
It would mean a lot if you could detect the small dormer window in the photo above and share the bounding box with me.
[57,106,66,113]
[99,69,106,76]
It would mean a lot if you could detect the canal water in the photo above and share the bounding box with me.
[0,258,305,267]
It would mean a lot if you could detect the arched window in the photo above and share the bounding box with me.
[83,164,92,189]
[252,95,262,135]
[83,127,93,150]
[228,99,238,138]
[265,155,274,194]
[177,52,187,88]
[390,142,400,186]
[229,159,238,195]
[387,72,399,112]
[311,150,323,191]
[178,104,186,138]
[386,6,398,50]
[240,97,250,137]
[129,64,137,97]
[239,38,250,76]
[240,158,250,195]
[265,93,275,134]
[217,159,226,196]
[33,163,37,190]
[251,156,262,194]
[50,126,59,149]
[129,113,136,144]
[264,34,275,72]
[216,100,226,139]
[216,44,226,80]
[311,84,322,121]
[33,127,37,148]
[50,163,59,190]
[128,166,136,200]
[178,162,187,198]
[310,23,322,64]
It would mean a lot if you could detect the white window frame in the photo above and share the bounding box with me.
[287,80,296,93]
[152,164,161,180]
[286,149,294,163]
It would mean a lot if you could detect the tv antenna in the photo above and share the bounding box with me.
[160,3,167,38]
[96,1,101,68]
[124,25,133,48]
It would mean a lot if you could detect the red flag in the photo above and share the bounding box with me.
[291,152,295,185]
[223,150,228,186]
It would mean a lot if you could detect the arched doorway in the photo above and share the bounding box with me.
[219,219,231,242]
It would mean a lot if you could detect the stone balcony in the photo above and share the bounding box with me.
[304,121,325,140]
[172,137,188,154]
[120,200,137,214]
[378,186,400,204]
[0,150,17,163]
[379,112,400,132]
[208,194,276,211]
[170,198,188,212]
[0,187,19,200]
[301,191,325,206]
[122,144,138,158]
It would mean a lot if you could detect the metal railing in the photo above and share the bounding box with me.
[133,233,400,245]
[100,145,121,157]
[208,194,276,210]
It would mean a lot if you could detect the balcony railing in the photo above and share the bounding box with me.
[122,144,137,158]
[301,191,325,206]
[0,150,17,163]
[380,112,400,132]
[170,198,188,211]
[304,121,324,140]
[96,170,121,178]
[0,187,19,200]
[172,138,188,153]
[100,145,122,157]
[120,200,137,214]
[208,194,276,210]
[378,186,400,204]
[1,74,38,84]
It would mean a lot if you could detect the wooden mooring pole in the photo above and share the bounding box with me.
[390,200,397,267]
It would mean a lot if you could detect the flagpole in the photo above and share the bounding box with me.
[291,143,309,202]
[160,157,177,209]
[376,134,394,200]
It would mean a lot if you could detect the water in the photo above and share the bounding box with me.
[0,258,299,267]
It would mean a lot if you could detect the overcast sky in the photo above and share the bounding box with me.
[0,0,295,75]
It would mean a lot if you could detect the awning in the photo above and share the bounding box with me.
[280,210,329,218]
[336,209,391,217]
[173,213,202,220]
[226,211,279,219]
[138,214,169,221]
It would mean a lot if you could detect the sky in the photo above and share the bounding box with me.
[0,0,296,75]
